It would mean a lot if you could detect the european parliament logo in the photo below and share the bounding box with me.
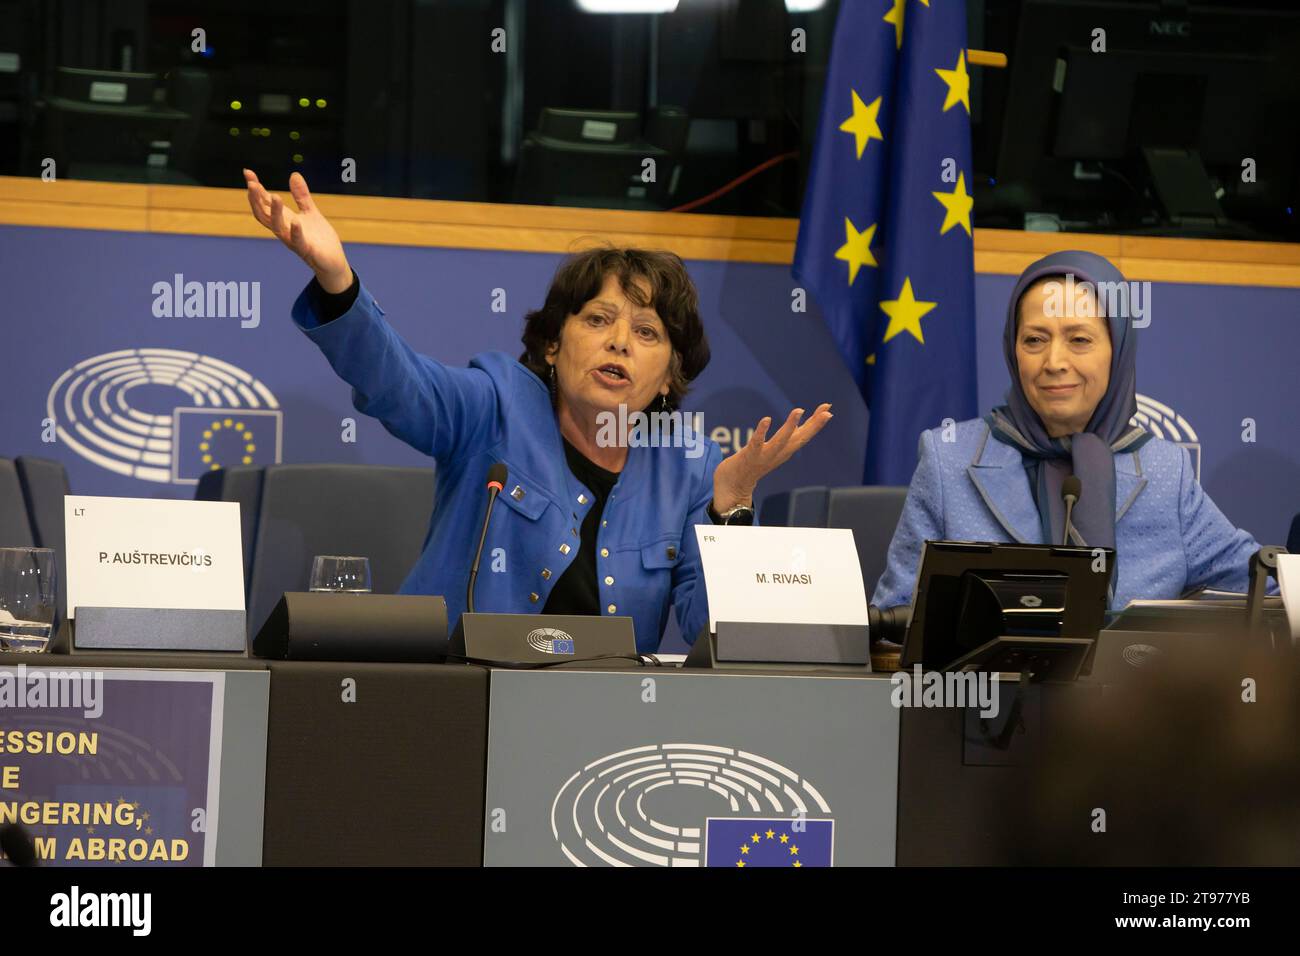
[46,348,283,484]
[550,743,835,867]
[526,627,575,655]
[704,818,834,868]
[1133,393,1201,481]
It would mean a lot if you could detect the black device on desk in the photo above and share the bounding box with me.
[901,540,1114,681]
[452,460,639,666]
[449,612,637,666]
[252,592,448,662]
[1090,544,1292,683]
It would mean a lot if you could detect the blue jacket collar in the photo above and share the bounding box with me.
[966,425,1147,544]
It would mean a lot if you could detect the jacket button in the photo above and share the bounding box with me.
[511,485,525,501]
[577,493,588,505]
[601,520,607,528]
[667,546,677,560]
[604,575,614,586]
[541,568,551,580]
[607,604,617,614]
[559,543,571,555]
[529,592,539,603]
[600,548,609,558]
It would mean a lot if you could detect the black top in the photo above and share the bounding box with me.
[542,439,620,616]
[310,269,715,617]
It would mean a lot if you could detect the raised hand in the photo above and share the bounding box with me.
[243,169,352,293]
[712,404,834,512]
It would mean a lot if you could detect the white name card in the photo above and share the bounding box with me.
[1276,553,1300,643]
[64,495,245,618]
[694,525,870,633]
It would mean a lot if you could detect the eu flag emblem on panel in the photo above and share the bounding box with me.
[172,407,283,483]
[793,0,978,485]
[705,818,834,868]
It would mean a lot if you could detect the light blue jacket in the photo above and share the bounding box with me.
[872,418,1266,610]
[292,280,721,653]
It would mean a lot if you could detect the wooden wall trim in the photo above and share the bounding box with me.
[3,176,1299,287]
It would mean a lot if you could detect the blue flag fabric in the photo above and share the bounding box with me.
[704,817,834,867]
[794,0,978,485]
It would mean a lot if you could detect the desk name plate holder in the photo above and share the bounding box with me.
[68,606,247,655]
[685,621,872,672]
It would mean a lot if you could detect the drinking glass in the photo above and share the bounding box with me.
[0,547,57,653]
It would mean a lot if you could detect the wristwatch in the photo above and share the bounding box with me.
[708,500,755,526]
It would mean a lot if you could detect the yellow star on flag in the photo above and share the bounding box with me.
[839,90,883,159]
[779,833,790,844]
[880,278,938,345]
[740,844,749,854]
[936,50,970,113]
[793,860,803,868]
[752,832,761,843]
[790,845,799,856]
[736,860,746,867]
[835,218,877,285]
[765,829,775,839]
[883,0,905,49]
[932,172,973,236]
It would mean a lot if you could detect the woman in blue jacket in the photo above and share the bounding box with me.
[244,170,833,652]
[874,249,1267,611]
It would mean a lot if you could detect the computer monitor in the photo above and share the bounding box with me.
[512,106,687,209]
[993,0,1300,238]
[901,540,1114,680]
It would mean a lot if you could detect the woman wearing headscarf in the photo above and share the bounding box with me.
[244,170,833,652]
[873,250,1266,611]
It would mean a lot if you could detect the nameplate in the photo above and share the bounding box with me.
[694,525,870,632]
[64,495,245,619]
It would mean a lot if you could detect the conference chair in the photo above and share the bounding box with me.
[825,487,908,600]
[0,458,35,548]
[195,465,266,601]
[760,484,908,601]
[14,455,71,626]
[245,464,437,640]
[758,486,830,529]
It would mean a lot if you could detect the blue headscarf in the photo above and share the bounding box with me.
[986,250,1151,548]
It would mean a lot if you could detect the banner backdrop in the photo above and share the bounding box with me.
[0,667,222,867]
[1,224,1296,547]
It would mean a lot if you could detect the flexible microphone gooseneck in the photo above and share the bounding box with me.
[1061,475,1082,546]
[467,462,509,614]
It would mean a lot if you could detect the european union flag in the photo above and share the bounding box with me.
[172,407,282,482]
[794,0,978,485]
[704,818,834,868]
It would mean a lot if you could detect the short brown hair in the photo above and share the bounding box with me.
[519,243,710,406]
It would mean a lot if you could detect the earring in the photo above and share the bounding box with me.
[658,394,673,414]
[548,364,557,404]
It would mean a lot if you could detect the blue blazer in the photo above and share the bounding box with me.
[291,280,721,653]
[872,418,1266,610]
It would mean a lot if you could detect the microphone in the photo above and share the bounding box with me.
[467,462,508,615]
[1061,475,1082,546]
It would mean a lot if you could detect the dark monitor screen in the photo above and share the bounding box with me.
[901,540,1114,671]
